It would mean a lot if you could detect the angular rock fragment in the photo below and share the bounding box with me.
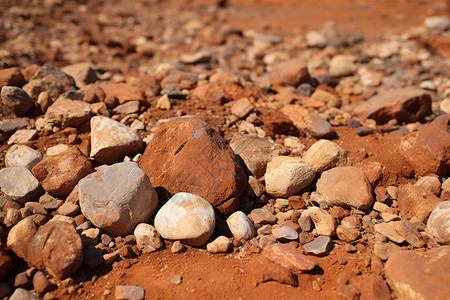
[5,145,42,170]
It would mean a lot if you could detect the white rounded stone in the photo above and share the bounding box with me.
[303,140,349,173]
[134,223,163,253]
[226,211,256,240]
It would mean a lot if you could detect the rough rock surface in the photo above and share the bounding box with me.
[1,86,32,116]
[134,223,164,253]
[43,97,92,128]
[79,162,158,236]
[32,147,94,197]
[28,221,83,279]
[397,184,441,222]
[154,193,215,247]
[0,167,42,204]
[5,145,42,170]
[303,140,349,173]
[90,116,144,164]
[427,201,450,245]
[139,117,247,215]
[6,217,37,260]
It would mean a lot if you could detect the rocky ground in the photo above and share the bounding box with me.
[0,0,450,299]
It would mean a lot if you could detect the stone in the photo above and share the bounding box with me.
[103,252,118,265]
[265,156,315,198]
[115,286,145,300]
[134,223,163,253]
[171,241,186,253]
[424,16,450,30]
[156,94,171,110]
[283,136,306,155]
[316,166,373,210]
[155,193,215,247]
[393,220,424,248]
[230,133,288,178]
[427,201,450,245]
[0,247,13,281]
[32,147,94,197]
[5,145,42,170]
[14,271,30,288]
[373,242,401,261]
[262,243,315,272]
[9,288,39,300]
[180,49,212,64]
[8,129,38,145]
[231,98,254,119]
[112,100,140,115]
[0,67,25,88]
[44,97,92,129]
[57,202,79,217]
[139,117,247,215]
[1,86,32,116]
[23,65,76,102]
[46,144,69,156]
[4,208,22,227]
[33,271,52,294]
[84,245,103,268]
[170,275,183,285]
[81,228,100,247]
[354,87,431,124]
[226,211,256,240]
[337,279,361,300]
[356,126,376,136]
[303,140,349,173]
[28,221,83,279]
[0,167,42,204]
[385,247,450,300]
[374,223,405,244]
[399,119,450,177]
[90,116,144,164]
[302,207,336,237]
[207,236,232,253]
[303,112,335,139]
[272,226,298,242]
[0,118,31,135]
[79,161,158,236]
[336,225,361,242]
[303,235,332,256]
[270,58,310,88]
[397,184,441,222]
[249,208,277,225]
[415,176,441,196]
[329,55,358,76]
[61,62,98,88]
[360,274,392,300]
[101,82,145,105]
[255,256,298,287]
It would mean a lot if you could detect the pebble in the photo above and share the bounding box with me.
[134,223,164,253]
[171,241,186,253]
[303,140,349,173]
[336,225,361,242]
[303,235,332,256]
[302,207,336,236]
[155,192,215,246]
[170,275,183,285]
[0,167,43,204]
[207,236,231,254]
[270,57,310,88]
[262,243,315,272]
[415,176,441,196]
[7,217,37,260]
[329,55,358,76]
[9,288,39,300]
[33,271,52,294]
[271,226,298,242]
[156,94,171,110]
[1,86,32,116]
[374,223,405,244]
[226,211,256,240]
[0,118,31,135]
[424,16,450,30]
[231,97,254,119]
[84,245,104,268]
[115,286,145,300]
[8,129,38,145]
[43,97,92,128]
[427,201,450,244]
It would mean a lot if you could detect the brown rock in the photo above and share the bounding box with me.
[44,97,92,129]
[7,217,37,261]
[385,247,450,300]
[101,82,144,105]
[270,58,310,88]
[189,83,228,105]
[397,184,441,222]
[262,243,316,272]
[354,87,432,124]
[360,274,391,300]
[254,256,298,287]
[139,116,247,215]
[0,67,25,88]
[28,221,83,279]
[32,147,94,197]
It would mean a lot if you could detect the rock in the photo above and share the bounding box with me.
[255,256,298,287]
[1,86,32,116]
[0,246,13,281]
[397,184,441,222]
[0,167,42,204]
[156,94,171,110]
[4,208,22,227]
[28,221,83,279]
[356,126,376,136]
[57,202,79,217]
[415,176,441,196]
[33,271,52,294]
[84,245,103,268]
[337,278,361,300]
[393,220,424,248]
[0,67,25,88]
[230,133,288,178]
[44,97,92,129]
[424,16,450,30]
[329,55,358,76]
[336,225,361,242]
[9,288,39,300]
[90,116,144,164]
[231,98,254,119]
[115,286,145,300]
[5,145,42,170]
[306,31,328,47]
[374,223,405,244]
[8,129,38,145]
[272,226,298,242]
[303,140,349,173]
[46,144,69,156]
[180,49,212,64]
[304,112,336,139]
[354,87,431,124]
[427,201,450,244]
[316,166,373,210]
[262,243,315,272]
[207,236,232,253]
[283,136,306,155]
[101,82,145,105]
[385,247,450,300]
[139,117,247,215]
[302,207,336,236]
[61,62,98,88]
[360,274,391,300]
[170,275,183,285]
[303,236,332,256]
[81,228,100,247]
[373,242,401,261]
[399,122,450,177]
[249,208,277,225]
[32,147,94,197]
[112,100,140,115]
[134,223,163,253]
[14,271,30,288]
[171,241,186,253]
[270,58,310,88]
[103,252,118,265]
[155,193,215,247]
[265,156,315,198]
[79,162,158,236]
[226,211,256,240]
[0,118,31,135]
[23,65,76,102]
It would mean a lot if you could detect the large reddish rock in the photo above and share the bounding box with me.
[270,58,310,88]
[360,274,391,300]
[397,184,441,222]
[28,221,83,279]
[385,247,450,300]
[262,243,316,272]
[398,117,450,177]
[32,147,94,197]
[354,87,432,124]
[139,116,247,215]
